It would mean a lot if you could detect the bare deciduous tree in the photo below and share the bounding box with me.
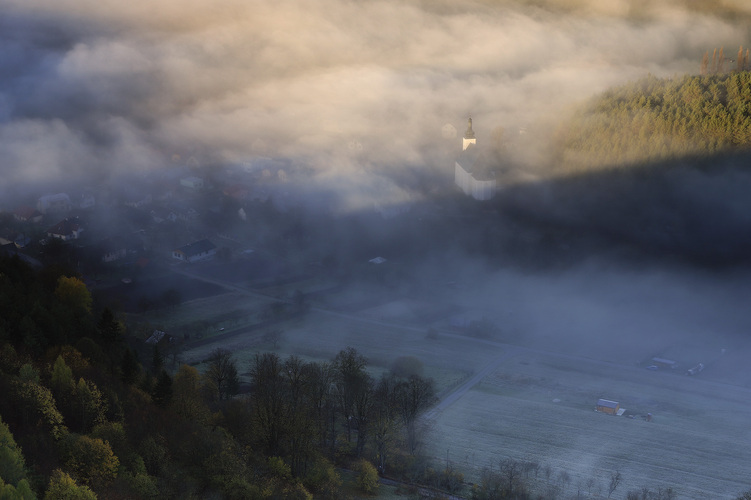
[333,347,368,445]
[608,471,622,498]
[249,352,285,454]
[371,374,400,474]
[395,375,436,455]
[204,348,239,402]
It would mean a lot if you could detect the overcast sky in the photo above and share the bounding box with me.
[1,0,749,206]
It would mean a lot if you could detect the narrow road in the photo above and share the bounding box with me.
[423,347,520,420]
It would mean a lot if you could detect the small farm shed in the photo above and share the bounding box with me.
[596,399,620,415]
[651,357,677,369]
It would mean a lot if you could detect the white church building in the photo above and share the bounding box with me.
[454,117,497,201]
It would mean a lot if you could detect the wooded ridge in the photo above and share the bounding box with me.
[556,71,751,171]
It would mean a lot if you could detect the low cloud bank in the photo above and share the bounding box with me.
[1,0,748,208]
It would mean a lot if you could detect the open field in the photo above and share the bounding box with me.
[176,291,751,499]
[424,349,751,499]
[133,292,265,327]
[170,264,751,499]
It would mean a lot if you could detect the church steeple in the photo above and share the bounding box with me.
[462,115,477,151]
[464,116,475,139]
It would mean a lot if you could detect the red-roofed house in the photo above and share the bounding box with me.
[13,206,43,223]
[223,184,251,201]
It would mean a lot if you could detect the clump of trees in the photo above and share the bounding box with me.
[245,346,437,479]
[557,71,751,171]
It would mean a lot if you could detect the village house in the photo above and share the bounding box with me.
[122,193,152,209]
[75,192,96,210]
[150,206,178,224]
[13,206,43,223]
[166,202,198,222]
[97,237,128,263]
[37,193,72,214]
[2,233,32,249]
[172,239,217,263]
[46,217,83,241]
[0,241,41,268]
[222,184,251,202]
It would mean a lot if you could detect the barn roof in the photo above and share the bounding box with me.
[597,399,619,408]
[651,357,676,365]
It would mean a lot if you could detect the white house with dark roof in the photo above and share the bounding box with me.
[454,117,497,201]
[37,193,71,214]
[150,206,178,224]
[47,218,83,241]
[172,239,216,263]
[95,237,128,263]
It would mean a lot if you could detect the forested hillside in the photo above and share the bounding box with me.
[0,257,438,499]
[556,71,751,170]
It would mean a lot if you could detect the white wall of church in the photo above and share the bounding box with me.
[472,179,496,200]
[455,162,496,200]
[455,162,471,195]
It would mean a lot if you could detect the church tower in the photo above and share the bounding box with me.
[462,116,477,151]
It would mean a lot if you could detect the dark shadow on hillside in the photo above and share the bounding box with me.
[491,149,751,269]
[298,148,751,276]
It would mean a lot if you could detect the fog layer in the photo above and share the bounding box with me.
[2,0,749,208]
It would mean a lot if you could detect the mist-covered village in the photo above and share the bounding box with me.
[3,1,751,499]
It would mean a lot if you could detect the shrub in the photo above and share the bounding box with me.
[304,457,341,499]
[267,456,291,480]
[44,469,96,500]
[356,459,379,495]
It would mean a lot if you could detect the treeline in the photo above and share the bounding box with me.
[0,255,440,499]
[700,46,750,75]
[556,71,751,171]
